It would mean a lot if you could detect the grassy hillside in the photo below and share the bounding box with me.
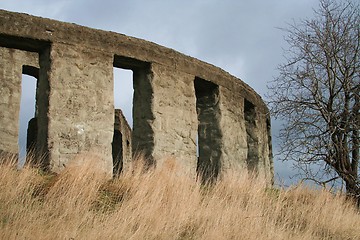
[0,155,359,240]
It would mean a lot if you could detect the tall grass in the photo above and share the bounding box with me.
[0,155,359,240]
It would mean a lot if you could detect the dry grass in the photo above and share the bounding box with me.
[0,155,359,240]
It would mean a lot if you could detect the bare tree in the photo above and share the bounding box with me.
[268,0,359,204]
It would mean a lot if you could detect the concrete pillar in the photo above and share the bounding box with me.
[113,109,132,175]
[149,63,197,176]
[45,43,114,175]
[256,116,274,185]
[218,87,248,172]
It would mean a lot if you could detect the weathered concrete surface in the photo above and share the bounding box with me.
[150,63,198,176]
[46,43,114,174]
[218,86,248,172]
[0,10,273,184]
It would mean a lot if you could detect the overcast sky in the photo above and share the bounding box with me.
[0,0,320,186]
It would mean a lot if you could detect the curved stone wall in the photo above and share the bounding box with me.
[0,10,273,184]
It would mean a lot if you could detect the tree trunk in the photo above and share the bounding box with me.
[345,178,360,208]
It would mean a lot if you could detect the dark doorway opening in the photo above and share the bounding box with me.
[244,99,259,173]
[113,66,133,175]
[194,77,222,183]
[112,55,152,174]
